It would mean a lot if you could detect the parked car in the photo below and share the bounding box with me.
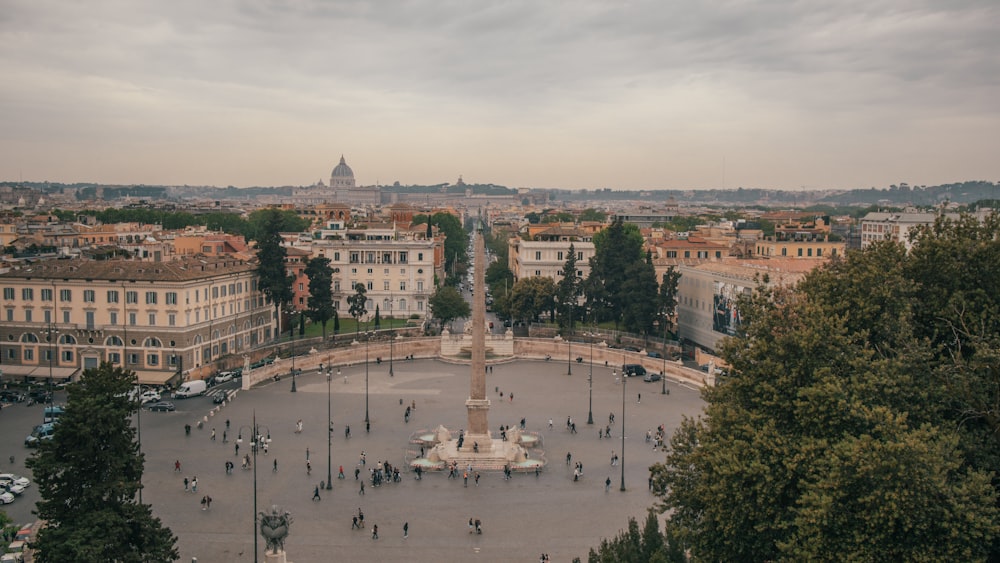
[148,401,176,412]
[0,390,24,403]
[24,423,56,447]
[622,364,647,377]
[0,491,13,505]
[138,391,161,404]
[643,373,662,383]
[0,474,30,489]
[622,346,641,353]
[215,371,235,383]
[43,405,65,423]
[2,483,24,496]
[647,351,663,359]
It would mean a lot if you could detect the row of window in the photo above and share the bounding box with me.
[340,280,425,292]
[533,251,586,261]
[346,251,420,264]
[664,250,724,259]
[2,281,257,305]
[5,347,176,366]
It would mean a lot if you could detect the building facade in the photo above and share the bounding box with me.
[508,238,595,281]
[0,257,275,385]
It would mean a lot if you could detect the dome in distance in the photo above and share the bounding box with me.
[332,155,354,178]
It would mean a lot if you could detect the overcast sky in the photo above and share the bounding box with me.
[1,1,998,191]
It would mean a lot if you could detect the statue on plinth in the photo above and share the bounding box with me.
[260,505,292,554]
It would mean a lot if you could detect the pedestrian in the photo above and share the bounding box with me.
[184,477,189,491]
[510,393,514,402]
[469,518,474,533]
[360,451,366,465]
[263,441,268,455]
[211,428,216,441]
[403,522,409,539]
[306,460,312,475]
[359,482,365,495]
[566,452,572,465]
[463,472,469,487]
[345,425,351,438]
[235,443,240,456]
[273,459,278,472]
[306,447,310,460]
[352,516,359,529]
[192,477,198,493]
[372,524,379,540]
[206,495,212,509]
[571,422,577,434]
[358,509,365,527]
[223,430,228,443]
[201,496,207,510]
[475,472,480,486]
[637,393,641,403]
[606,476,612,492]
[355,467,361,480]
[339,465,345,479]
[548,418,553,430]
[366,420,370,433]
[313,486,321,501]
[175,460,182,472]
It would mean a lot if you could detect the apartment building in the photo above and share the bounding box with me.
[0,257,275,385]
[508,238,595,281]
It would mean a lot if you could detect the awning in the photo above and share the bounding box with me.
[0,365,77,379]
[132,370,178,385]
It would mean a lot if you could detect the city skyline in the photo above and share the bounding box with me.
[1,1,998,191]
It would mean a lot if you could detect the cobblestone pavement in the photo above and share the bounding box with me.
[1,358,705,562]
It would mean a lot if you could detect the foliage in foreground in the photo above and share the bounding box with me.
[26,363,178,562]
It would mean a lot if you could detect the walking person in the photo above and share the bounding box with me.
[637,392,641,403]
[606,476,612,492]
[359,481,365,495]
[191,477,198,493]
[211,428,216,441]
[206,495,212,509]
[175,460,182,472]
[223,430,228,443]
[313,485,321,501]
[273,459,278,473]
[201,496,207,510]
[403,522,409,539]
[372,524,379,540]
[183,477,189,491]
[352,516,359,529]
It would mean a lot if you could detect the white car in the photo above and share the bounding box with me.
[215,371,234,383]
[2,483,24,496]
[0,474,30,489]
[139,391,161,404]
[0,491,13,505]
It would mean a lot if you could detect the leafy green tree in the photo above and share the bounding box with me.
[579,208,608,222]
[651,216,1000,560]
[658,266,681,336]
[305,256,335,340]
[347,283,368,336]
[428,285,470,326]
[620,251,659,334]
[587,511,683,563]
[509,276,556,323]
[586,217,644,329]
[373,304,381,330]
[246,208,310,241]
[255,208,294,340]
[426,212,468,282]
[26,363,179,562]
[556,243,580,332]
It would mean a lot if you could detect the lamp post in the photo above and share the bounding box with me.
[39,325,58,419]
[388,295,394,377]
[566,306,573,376]
[326,368,333,489]
[620,367,626,492]
[290,311,297,393]
[587,325,594,425]
[661,320,668,395]
[364,328,372,426]
[237,411,271,563]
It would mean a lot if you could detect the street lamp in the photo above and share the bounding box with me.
[326,368,333,490]
[290,310,298,393]
[237,411,271,563]
[566,306,573,376]
[620,368,626,492]
[661,320,668,395]
[587,325,594,425]
[388,294,394,377]
[364,328,373,427]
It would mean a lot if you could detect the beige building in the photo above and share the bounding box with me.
[508,238,595,281]
[0,257,275,385]
[311,226,444,319]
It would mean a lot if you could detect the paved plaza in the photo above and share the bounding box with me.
[1,357,705,562]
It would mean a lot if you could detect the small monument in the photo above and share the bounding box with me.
[260,505,293,563]
[414,229,543,472]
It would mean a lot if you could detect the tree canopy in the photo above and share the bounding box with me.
[254,208,294,337]
[585,217,645,329]
[509,276,555,323]
[428,285,470,326]
[651,213,1000,561]
[26,363,179,562]
[305,256,335,340]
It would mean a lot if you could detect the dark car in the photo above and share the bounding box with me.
[647,351,663,359]
[622,364,647,377]
[148,401,176,412]
[643,373,662,383]
[622,346,641,353]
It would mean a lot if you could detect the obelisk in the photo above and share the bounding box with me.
[464,230,491,450]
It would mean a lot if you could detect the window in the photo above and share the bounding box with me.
[86,311,95,329]
[25,309,32,322]
[578,252,583,260]
[129,312,137,326]
[166,292,177,305]
[212,287,218,299]
[169,313,176,326]
[535,251,542,260]
[108,352,121,364]
[416,280,424,291]
[22,288,34,301]
[83,289,95,303]
[41,288,53,301]
[384,268,389,275]
[383,252,392,264]
[334,252,341,261]
[384,280,390,291]
[126,291,138,304]
[367,281,373,290]
[400,281,406,291]
[148,313,156,325]
[417,301,424,311]
[807,248,813,257]
[418,253,424,261]
[128,353,139,365]
[24,349,34,361]
[43,349,53,362]
[334,281,341,291]
[797,248,803,257]
[62,350,73,362]
[63,311,70,323]
[107,290,119,303]
[147,354,159,366]
[59,289,71,302]
[2,288,12,300]
[110,311,118,325]
[399,299,407,310]
[535,270,541,276]
[350,252,359,263]
[44,310,51,323]
[399,252,407,263]
[367,268,373,274]
[781,247,787,256]
[684,251,690,258]
[146,291,157,304]
[558,251,564,260]
[4,309,11,321]
[299,283,304,291]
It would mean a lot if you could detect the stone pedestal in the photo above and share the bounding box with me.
[264,550,290,563]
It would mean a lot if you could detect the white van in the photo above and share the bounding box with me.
[173,379,207,399]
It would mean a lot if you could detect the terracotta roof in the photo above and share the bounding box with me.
[0,256,256,282]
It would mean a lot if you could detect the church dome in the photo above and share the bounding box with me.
[331,155,354,178]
